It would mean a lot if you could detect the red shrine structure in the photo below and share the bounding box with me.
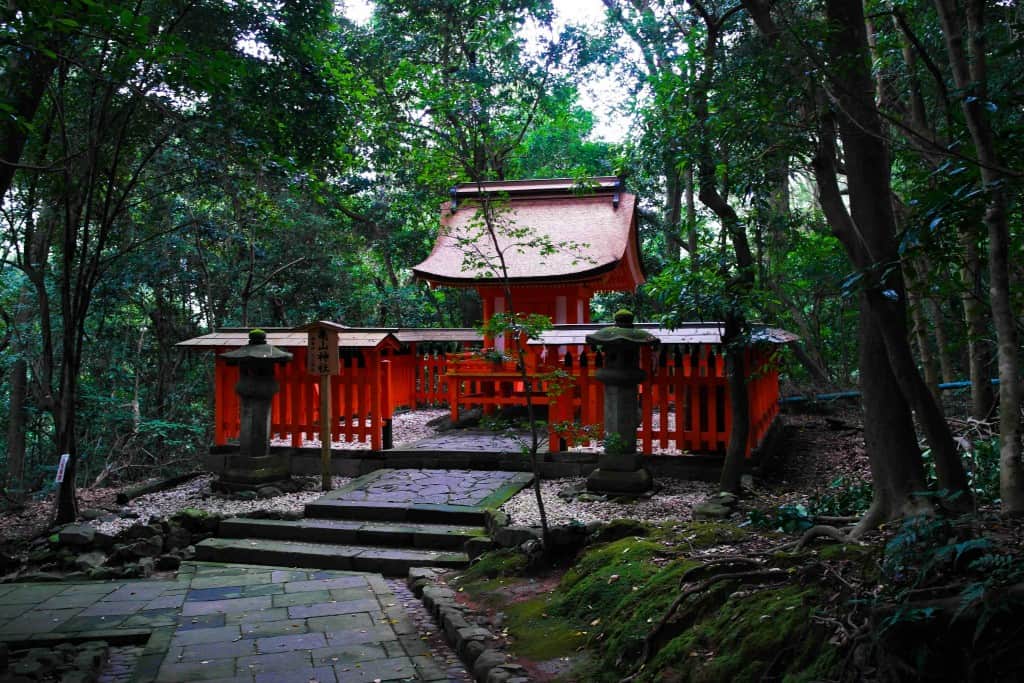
[178,177,793,458]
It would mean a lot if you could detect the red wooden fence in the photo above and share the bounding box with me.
[213,343,779,457]
[214,347,394,451]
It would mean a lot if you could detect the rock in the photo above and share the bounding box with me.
[119,524,159,541]
[492,525,541,548]
[473,649,507,682]
[58,524,95,547]
[0,551,21,574]
[456,626,492,660]
[693,501,731,520]
[87,567,118,580]
[716,491,739,507]
[93,530,117,550]
[73,551,108,572]
[256,486,283,499]
[487,664,529,683]
[155,554,181,571]
[79,508,105,521]
[163,523,191,552]
[61,672,91,683]
[586,467,653,494]
[109,536,163,564]
[485,509,509,533]
[548,524,587,550]
[454,407,482,428]
[464,536,495,560]
[463,639,487,666]
[172,508,218,533]
[557,481,586,500]
[137,557,155,577]
[17,571,63,582]
[441,606,471,642]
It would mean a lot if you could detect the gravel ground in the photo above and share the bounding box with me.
[270,408,448,449]
[500,477,718,527]
[88,474,353,537]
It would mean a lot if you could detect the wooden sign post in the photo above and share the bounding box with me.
[307,326,339,491]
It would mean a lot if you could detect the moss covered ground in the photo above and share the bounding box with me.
[452,520,855,682]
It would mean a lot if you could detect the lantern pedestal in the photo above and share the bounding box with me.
[585,311,657,495]
[215,331,293,492]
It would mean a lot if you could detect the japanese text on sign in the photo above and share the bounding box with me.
[306,327,339,375]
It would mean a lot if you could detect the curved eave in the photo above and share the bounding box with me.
[413,257,622,288]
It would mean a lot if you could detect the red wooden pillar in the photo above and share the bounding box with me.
[639,346,654,454]
[367,351,380,450]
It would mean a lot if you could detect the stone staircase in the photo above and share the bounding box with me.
[195,468,533,577]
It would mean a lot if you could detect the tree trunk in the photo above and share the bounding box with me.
[958,232,994,419]
[904,258,943,403]
[719,311,749,493]
[933,0,1023,513]
[664,154,683,263]
[853,294,930,536]
[6,358,27,494]
[823,0,968,499]
[0,27,58,199]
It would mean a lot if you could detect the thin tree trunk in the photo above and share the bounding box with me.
[934,0,1023,513]
[6,358,27,494]
[904,258,943,403]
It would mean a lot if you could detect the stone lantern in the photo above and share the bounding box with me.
[216,330,293,491]
[585,310,658,494]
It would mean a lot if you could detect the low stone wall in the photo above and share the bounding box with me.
[407,567,531,683]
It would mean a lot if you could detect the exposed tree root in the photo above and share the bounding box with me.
[766,524,856,553]
[796,524,856,549]
[619,566,788,683]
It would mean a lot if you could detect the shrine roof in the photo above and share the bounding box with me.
[178,326,483,349]
[177,327,398,349]
[528,323,799,347]
[412,177,644,289]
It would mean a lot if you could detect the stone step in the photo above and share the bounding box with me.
[194,537,470,577]
[303,499,489,526]
[219,516,485,550]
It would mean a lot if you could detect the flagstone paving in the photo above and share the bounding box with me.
[324,468,530,507]
[0,561,466,682]
[392,429,546,453]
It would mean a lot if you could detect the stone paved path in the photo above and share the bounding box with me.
[392,429,547,453]
[325,468,528,507]
[0,562,466,682]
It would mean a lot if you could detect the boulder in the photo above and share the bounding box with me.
[492,525,541,548]
[464,536,496,560]
[73,551,108,572]
[156,554,182,571]
[58,524,95,547]
[163,523,191,552]
[692,500,731,520]
[472,650,507,682]
[256,486,283,499]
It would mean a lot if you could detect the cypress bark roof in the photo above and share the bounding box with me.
[412,177,645,290]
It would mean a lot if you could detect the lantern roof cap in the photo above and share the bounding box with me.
[219,330,293,364]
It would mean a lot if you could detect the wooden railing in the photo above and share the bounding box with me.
[214,348,393,451]
[212,343,779,457]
